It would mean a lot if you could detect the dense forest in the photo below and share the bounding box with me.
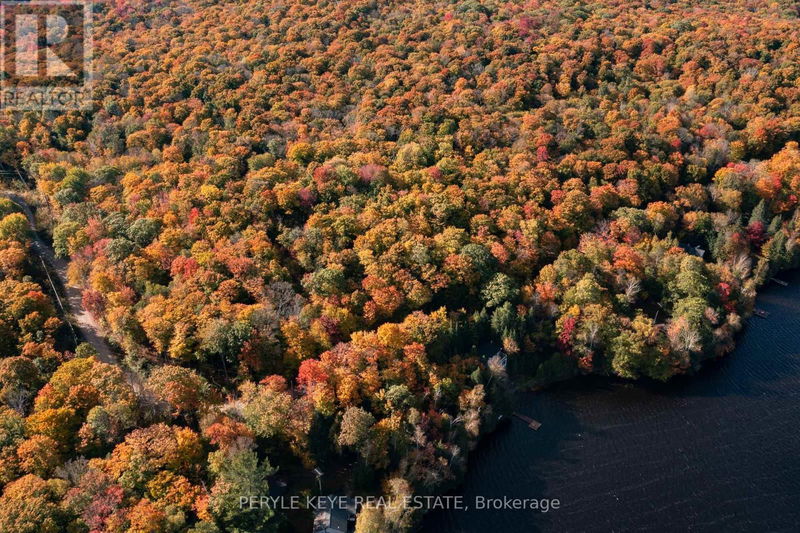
[2,0,800,531]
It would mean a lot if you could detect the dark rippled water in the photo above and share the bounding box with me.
[423,272,800,532]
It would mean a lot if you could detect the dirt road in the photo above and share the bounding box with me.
[1,190,119,365]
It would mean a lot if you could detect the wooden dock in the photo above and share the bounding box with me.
[513,412,542,431]
[754,308,770,319]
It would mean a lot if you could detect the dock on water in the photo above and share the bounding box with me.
[771,278,788,287]
[754,308,770,319]
[513,412,542,430]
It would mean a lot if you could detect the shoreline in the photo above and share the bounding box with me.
[422,268,800,532]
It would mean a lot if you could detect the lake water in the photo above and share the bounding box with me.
[423,273,800,532]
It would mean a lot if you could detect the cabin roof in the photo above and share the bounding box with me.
[313,497,356,533]
[680,243,706,258]
[313,508,350,533]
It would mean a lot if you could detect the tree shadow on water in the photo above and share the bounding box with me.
[422,272,800,532]
[420,391,588,533]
